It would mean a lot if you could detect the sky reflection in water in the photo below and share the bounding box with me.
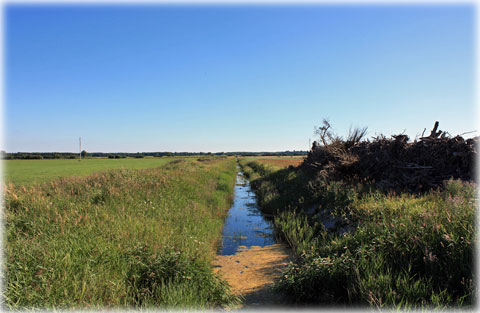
[218,168,276,255]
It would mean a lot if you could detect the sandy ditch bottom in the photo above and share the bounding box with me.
[213,243,294,308]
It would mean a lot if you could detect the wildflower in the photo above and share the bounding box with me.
[428,252,438,262]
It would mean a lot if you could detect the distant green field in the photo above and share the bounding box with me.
[241,155,304,170]
[3,157,180,185]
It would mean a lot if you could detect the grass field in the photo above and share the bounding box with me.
[239,159,475,309]
[4,157,239,309]
[241,156,304,171]
[3,157,181,185]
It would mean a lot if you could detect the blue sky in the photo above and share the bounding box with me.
[4,4,476,152]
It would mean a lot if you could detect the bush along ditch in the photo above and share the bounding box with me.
[239,123,477,309]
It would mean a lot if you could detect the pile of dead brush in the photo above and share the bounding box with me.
[303,121,477,193]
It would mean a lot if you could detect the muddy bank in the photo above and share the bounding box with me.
[214,244,293,308]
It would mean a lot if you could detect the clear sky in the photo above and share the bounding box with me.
[4,4,476,152]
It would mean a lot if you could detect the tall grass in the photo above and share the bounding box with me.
[4,158,239,309]
[241,158,476,309]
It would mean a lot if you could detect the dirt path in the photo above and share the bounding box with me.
[213,243,294,309]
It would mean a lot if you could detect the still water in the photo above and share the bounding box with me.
[218,166,276,255]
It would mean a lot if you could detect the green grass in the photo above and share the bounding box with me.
[4,157,239,309]
[3,157,182,185]
[239,159,311,214]
[240,158,476,309]
[240,156,304,171]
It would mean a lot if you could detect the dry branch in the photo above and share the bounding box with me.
[303,121,477,192]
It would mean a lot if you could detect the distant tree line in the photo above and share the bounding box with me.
[1,150,307,160]
[1,151,79,160]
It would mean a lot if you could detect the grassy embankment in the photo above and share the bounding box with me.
[3,157,184,185]
[4,157,239,309]
[239,158,475,309]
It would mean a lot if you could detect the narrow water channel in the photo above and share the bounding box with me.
[218,166,277,255]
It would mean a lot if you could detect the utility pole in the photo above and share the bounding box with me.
[308,138,311,151]
[79,137,82,161]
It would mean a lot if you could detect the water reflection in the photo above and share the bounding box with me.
[218,167,276,255]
